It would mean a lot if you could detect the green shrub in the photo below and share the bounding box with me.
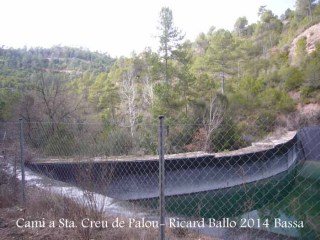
[279,66,304,91]
[102,128,133,156]
[304,57,320,89]
[278,93,296,113]
[167,123,198,153]
[256,111,276,133]
[259,88,295,113]
[45,125,76,156]
[210,118,244,152]
[137,128,158,154]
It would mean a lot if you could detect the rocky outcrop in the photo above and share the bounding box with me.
[289,23,320,63]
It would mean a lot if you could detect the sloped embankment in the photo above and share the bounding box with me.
[289,23,320,62]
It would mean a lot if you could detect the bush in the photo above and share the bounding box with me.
[137,128,158,154]
[101,128,133,155]
[294,37,307,65]
[45,125,76,156]
[259,88,295,113]
[301,86,313,102]
[304,57,320,89]
[256,111,276,133]
[279,66,304,91]
[210,118,244,152]
[167,123,199,153]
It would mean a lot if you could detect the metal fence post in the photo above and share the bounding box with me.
[158,115,165,240]
[19,118,26,206]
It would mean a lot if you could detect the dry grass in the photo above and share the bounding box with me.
[0,166,219,240]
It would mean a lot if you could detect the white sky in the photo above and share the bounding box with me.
[1,0,295,57]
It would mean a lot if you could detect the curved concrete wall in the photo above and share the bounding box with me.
[26,127,320,201]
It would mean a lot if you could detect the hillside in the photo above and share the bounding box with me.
[0,3,320,154]
[289,23,320,62]
[0,46,115,122]
[0,46,115,79]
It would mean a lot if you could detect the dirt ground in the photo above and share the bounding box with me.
[0,166,218,240]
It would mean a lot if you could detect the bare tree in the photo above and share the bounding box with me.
[202,94,226,151]
[120,66,137,138]
[18,70,85,146]
[28,71,83,123]
[142,75,154,109]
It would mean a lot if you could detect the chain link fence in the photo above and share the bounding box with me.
[0,118,319,239]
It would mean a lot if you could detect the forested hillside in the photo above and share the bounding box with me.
[1,0,320,153]
[0,46,115,122]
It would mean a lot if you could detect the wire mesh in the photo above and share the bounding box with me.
[0,119,319,239]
